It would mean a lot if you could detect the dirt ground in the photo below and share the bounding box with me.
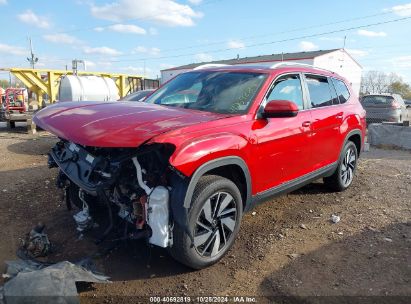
[0,125,410,303]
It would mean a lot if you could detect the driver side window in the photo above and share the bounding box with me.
[267,74,304,109]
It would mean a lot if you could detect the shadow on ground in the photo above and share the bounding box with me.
[259,222,411,301]
[6,137,57,156]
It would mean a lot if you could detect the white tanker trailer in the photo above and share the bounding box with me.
[58,75,119,102]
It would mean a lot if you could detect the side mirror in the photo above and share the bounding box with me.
[262,100,299,118]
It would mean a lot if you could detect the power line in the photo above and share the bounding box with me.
[53,13,409,64]
[80,10,399,61]
[142,10,397,55]
[7,4,398,61]
[104,16,411,63]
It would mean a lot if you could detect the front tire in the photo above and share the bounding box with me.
[324,141,358,192]
[169,175,243,269]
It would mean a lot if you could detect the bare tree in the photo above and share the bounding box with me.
[361,71,388,95]
[361,71,411,98]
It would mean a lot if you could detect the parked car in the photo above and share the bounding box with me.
[120,89,155,102]
[361,93,408,124]
[405,99,411,108]
[33,64,366,269]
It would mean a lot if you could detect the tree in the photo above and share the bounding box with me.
[388,81,411,100]
[360,71,411,99]
[0,79,9,88]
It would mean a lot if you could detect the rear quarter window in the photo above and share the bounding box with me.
[332,78,350,104]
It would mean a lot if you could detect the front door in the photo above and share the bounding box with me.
[252,73,312,193]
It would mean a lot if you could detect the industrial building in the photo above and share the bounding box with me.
[161,48,362,94]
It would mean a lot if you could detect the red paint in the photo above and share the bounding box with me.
[33,101,225,147]
[34,65,366,196]
[264,99,299,116]
[3,88,26,113]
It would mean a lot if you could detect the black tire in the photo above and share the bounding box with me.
[169,175,243,269]
[8,121,16,128]
[324,141,358,192]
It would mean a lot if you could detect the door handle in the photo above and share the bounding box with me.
[336,114,343,119]
[302,121,311,127]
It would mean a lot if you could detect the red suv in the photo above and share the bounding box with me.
[34,64,366,269]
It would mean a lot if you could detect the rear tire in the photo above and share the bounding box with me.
[169,175,243,269]
[324,141,358,192]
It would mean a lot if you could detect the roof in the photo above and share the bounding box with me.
[183,63,337,77]
[162,49,340,72]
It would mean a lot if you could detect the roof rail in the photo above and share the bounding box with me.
[270,62,334,73]
[193,64,230,70]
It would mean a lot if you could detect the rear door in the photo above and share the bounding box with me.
[303,74,343,170]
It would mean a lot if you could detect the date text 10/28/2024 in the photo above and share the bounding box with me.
[149,296,257,303]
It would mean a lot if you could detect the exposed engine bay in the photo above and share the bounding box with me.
[48,139,181,248]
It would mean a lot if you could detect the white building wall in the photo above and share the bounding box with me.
[161,68,192,84]
[313,49,362,96]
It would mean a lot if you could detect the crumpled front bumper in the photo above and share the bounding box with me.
[49,141,117,195]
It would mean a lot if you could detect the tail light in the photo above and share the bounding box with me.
[391,101,400,109]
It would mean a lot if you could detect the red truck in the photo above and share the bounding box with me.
[34,63,366,269]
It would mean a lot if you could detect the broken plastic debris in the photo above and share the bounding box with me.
[330,214,341,224]
[20,223,51,258]
[2,259,109,304]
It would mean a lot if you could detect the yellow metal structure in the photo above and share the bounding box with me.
[0,68,150,106]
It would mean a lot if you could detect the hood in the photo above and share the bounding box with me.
[34,101,224,147]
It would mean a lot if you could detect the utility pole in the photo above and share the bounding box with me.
[27,37,38,69]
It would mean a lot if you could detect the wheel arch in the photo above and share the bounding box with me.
[324,129,362,178]
[344,129,362,157]
[183,156,252,211]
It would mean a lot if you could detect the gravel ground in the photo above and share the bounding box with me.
[0,126,410,303]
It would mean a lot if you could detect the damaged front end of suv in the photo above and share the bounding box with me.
[31,100,216,253]
[48,139,184,248]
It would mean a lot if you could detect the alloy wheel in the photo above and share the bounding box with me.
[194,191,237,258]
[341,147,356,187]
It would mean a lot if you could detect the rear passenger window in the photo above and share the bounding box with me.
[267,74,304,109]
[332,78,350,104]
[305,75,333,108]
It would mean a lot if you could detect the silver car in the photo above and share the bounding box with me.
[361,94,408,124]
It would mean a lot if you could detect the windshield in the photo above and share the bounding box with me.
[145,71,267,114]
